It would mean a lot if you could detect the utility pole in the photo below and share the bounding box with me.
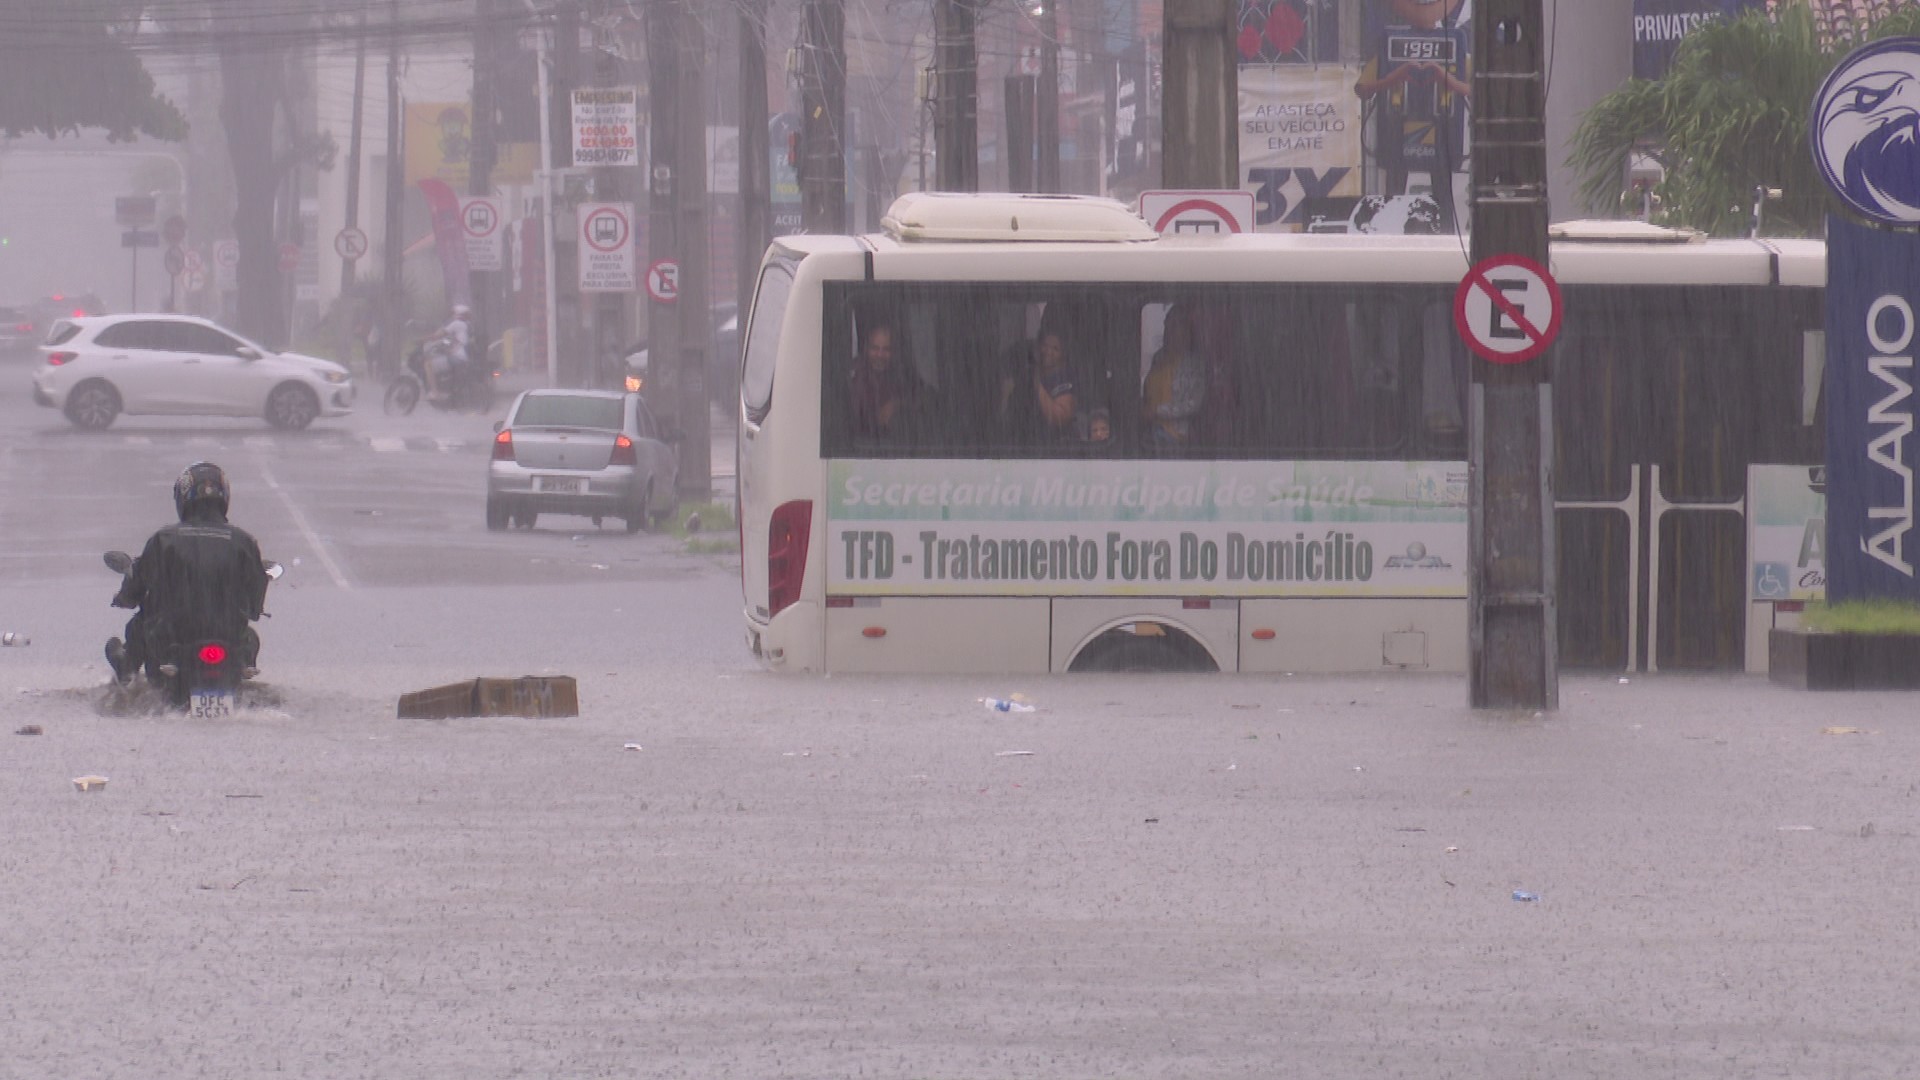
[932,0,980,192]
[1037,0,1060,193]
[590,19,629,391]
[551,1,581,384]
[738,0,771,323]
[647,0,710,500]
[532,7,559,388]
[799,0,847,233]
[469,0,499,374]
[1466,0,1557,709]
[340,0,369,297]
[1161,0,1237,189]
[380,0,404,375]
[1004,74,1036,191]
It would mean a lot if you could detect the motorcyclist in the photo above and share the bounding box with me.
[105,462,271,685]
[425,303,472,403]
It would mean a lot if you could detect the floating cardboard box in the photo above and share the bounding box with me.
[398,676,579,719]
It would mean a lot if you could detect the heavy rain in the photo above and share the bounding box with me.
[4,1,1920,1076]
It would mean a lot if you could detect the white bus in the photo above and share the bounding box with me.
[737,193,1825,675]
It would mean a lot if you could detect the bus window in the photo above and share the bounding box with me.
[742,260,795,424]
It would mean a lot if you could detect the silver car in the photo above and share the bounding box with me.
[487,389,679,532]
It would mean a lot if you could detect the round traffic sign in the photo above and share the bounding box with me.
[461,199,500,239]
[334,226,368,261]
[214,241,239,269]
[583,205,629,252]
[163,245,186,277]
[182,248,203,273]
[278,242,302,273]
[1453,254,1563,364]
[645,259,680,303]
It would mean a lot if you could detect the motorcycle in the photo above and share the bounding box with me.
[383,337,497,416]
[104,550,282,716]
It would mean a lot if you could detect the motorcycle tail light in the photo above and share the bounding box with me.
[492,429,515,461]
[46,351,75,365]
[198,644,228,665]
[610,434,637,466]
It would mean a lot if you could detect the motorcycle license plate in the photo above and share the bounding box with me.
[189,690,234,719]
[535,476,583,494]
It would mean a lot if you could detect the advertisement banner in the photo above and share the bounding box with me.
[1633,0,1767,81]
[571,88,639,167]
[403,103,539,188]
[417,178,471,308]
[1824,214,1920,603]
[1238,64,1363,231]
[826,459,1468,598]
[1748,464,1827,602]
[1357,2,1469,200]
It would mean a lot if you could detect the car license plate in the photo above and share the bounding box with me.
[535,476,583,494]
[189,690,234,719]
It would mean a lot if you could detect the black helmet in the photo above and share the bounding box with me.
[174,461,229,521]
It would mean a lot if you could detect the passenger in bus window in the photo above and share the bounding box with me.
[848,322,918,440]
[1142,306,1208,446]
[1082,407,1114,451]
[999,329,1078,442]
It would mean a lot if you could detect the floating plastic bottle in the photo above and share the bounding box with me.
[981,698,1035,713]
[1,633,28,646]
[1511,890,1541,903]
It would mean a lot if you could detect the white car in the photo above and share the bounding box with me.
[30,314,355,430]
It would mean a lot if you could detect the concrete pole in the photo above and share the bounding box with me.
[737,0,771,320]
[1037,0,1060,193]
[932,0,980,192]
[1160,0,1237,190]
[1467,0,1557,709]
[799,0,847,232]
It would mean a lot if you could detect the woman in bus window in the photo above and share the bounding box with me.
[999,328,1078,442]
[848,321,918,440]
[1142,306,1208,446]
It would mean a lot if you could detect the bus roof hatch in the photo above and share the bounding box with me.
[880,192,1159,244]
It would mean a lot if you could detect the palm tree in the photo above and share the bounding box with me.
[1569,5,1920,236]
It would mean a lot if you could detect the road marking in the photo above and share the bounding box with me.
[435,438,463,452]
[243,436,273,449]
[124,436,152,446]
[369,436,406,453]
[256,460,351,590]
[188,436,217,448]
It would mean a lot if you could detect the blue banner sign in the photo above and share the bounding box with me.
[1633,0,1765,80]
[1824,214,1920,602]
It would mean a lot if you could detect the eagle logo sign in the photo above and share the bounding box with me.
[1813,38,1920,226]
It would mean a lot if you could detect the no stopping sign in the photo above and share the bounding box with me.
[1453,254,1562,364]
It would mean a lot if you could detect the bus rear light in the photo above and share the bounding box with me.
[1182,598,1212,609]
[1250,629,1276,641]
[826,596,854,608]
[767,499,812,618]
[862,627,886,638]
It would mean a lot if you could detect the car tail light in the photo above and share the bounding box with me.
[492,429,514,461]
[45,351,75,366]
[609,434,637,466]
[70,309,85,318]
[198,643,228,665]
[767,499,812,618]
[12,322,30,333]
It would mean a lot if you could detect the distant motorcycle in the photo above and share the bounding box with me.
[383,337,497,416]
[104,550,282,716]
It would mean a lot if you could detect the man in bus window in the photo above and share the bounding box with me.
[849,321,916,440]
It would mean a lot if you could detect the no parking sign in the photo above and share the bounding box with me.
[1453,254,1562,364]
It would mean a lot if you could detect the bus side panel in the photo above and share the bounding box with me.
[827,598,1051,673]
[1239,599,1468,673]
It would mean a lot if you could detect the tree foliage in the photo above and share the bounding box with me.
[1570,7,1920,236]
[0,0,186,141]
